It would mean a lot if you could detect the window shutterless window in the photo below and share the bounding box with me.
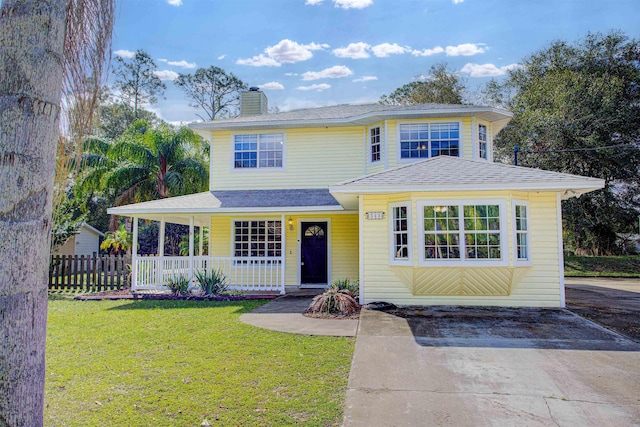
[514,204,529,262]
[370,127,381,163]
[478,124,488,160]
[399,122,459,159]
[389,203,411,264]
[234,220,282,257]
[420,201,505,264]
[234,133,283,169]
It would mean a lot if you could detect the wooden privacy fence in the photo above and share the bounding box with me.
[49,254,131,291]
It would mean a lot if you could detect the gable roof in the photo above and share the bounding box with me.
[190,103,513,132]
[330,156,604,198]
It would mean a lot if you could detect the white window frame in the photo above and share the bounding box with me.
[396,120,463,163]
[388,202,412,266]
[417,199,508,267]
[231,219,283,260]
[231,132,285,171]
[513,201,532,266]
[369,125,382,164]
[478,123,488,160]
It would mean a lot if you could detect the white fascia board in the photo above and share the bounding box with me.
[329,180,604,195]
[189,107,513,131]
[107,205,346,216]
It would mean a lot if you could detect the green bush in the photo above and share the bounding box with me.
[307,288,360,316]
[194,269,228,296]
[329,278,359,298]
[166,275,190,295]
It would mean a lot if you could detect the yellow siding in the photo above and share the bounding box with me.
[361,191,563,307]
[209,213,358,286]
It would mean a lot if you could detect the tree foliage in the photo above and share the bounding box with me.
[100,224,132,255]
[113,49,165,117]
[175,66,247,121]
[380,63,466,105]
[489,31,640,254]
[97,100,161,140]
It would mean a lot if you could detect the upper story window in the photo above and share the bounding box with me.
[399,122,459,160]
[234,133,283,169]
[478,124,488,160]
[370,126,381,163]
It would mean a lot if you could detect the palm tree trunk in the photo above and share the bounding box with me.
[0,1,67,425]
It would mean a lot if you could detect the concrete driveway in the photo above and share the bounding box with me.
[343,306,640,426]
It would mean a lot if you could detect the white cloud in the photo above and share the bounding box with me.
[237,54,281,67]
[445,43,487,56]
[411,46,445,57]
[237,39,328,67]
[305,0,323,4]
[285,72,299,76]
[154,70,179,81]
[217,54,226,60]
[353,75,378,82]
[114,49,135,58]
[167,0,182,5]
[297,83,331,91]
[452,0,464,4]
[460,63,519,77]
[371,43,408,58]
[333,42,371,59]
[167,59,197,68]
[158,58,168,63]
[258,81,285,90]
[334,0,372,9]
[302,65,353,81]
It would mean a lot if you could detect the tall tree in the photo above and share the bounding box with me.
[113,49,165,117]
[175,66,247,120]
[0,0,114,424]
[490,31,640,254]
[380,63,466,105]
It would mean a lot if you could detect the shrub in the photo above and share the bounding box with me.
[194,269,228,296]
[329,278,359,298]
[307,288,360,316]
[166,275,190,296]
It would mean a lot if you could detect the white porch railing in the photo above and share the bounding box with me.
[134,256,284,294]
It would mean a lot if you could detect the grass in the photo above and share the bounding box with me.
[564,255,640,277]
[45,299,355,426]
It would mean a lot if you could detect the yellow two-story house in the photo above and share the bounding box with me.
[109,89,603,307]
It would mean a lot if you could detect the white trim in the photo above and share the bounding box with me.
[383,120,389,170]
[229,131,286,172]
[132,217,139,290]
[109,205,347,215]
[395,119,463,163]
[297,218,332,286]
[488,122,494,163]
[362,125,367,175]
[358,196,364,304]
[471,116,477,160]
[477,121,489,161]
[368,124,382,165]
[388,201,412,266]
[512,200,532,266]
[190,106,514,131]
[280,214,286,294]
[208,133,214,191]
[557,193,566,308]
[189,217,195,285]
[229,217,284,259]
[416,199,509,267]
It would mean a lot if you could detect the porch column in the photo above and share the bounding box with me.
[132,217,139,290]
[208,218,213,273]
[198,225,204,256]
[189,216,195,285]
[280,214,286,294]
[157,217,165,286]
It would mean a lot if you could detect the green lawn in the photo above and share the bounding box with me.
[45,299,355,426]
[564,255,640,277]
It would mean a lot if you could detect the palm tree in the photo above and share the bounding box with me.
[80,120,209,228]
[100,224,133,255]
[0,0,115,424]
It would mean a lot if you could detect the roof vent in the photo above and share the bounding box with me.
[241,88,268,116]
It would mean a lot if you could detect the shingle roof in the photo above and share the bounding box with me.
[107,189,342,215]
[331,156,604,194]
[190,103,513,131]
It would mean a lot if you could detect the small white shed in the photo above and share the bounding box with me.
[53,223,104,257]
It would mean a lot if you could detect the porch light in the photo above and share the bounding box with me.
[288,217,294,230]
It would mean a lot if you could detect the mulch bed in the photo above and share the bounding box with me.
[75,290,278,301]
[302,310,360,320]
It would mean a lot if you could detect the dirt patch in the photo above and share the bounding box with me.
[565,286,640,342]
[302,310,360,320]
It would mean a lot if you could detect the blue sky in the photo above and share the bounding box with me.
[111,0,640,123]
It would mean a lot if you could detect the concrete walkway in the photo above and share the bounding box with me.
[343,306,640,426]
[239,296,359,337]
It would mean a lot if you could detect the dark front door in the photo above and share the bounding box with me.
[301,222,328,284]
